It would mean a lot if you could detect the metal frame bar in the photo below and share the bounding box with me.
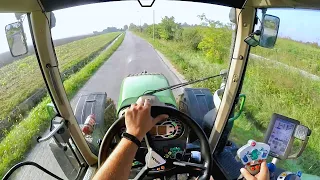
[209,6,256,152]
[29,11,97,165]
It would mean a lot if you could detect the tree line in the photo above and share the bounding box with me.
[129,14,234,63]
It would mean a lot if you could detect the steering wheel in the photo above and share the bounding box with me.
[98,106,212,180]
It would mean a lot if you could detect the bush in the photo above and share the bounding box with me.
[182,27,202,50]
[174,28,184,42]
[198,27,232,63]
[144,25,161,39]
[158,16,178,40]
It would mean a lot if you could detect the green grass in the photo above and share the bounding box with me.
[229,59,320,174]
[0,32,120,121]
[0,33,125,178]
[135,32,320,176]
[135,32,228,91]
[252,38,320,76]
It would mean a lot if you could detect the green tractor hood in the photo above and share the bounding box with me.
[117,73,177,113]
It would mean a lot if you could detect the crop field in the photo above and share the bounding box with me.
[133,18,320,175]
[0,32,120,123]
[0,33,125,178]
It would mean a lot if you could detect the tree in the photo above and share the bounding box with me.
[142,23,148,30]
[181,22,190,27]
[124,25,128,30]
[129,23,138,30]
[158,16,177,40]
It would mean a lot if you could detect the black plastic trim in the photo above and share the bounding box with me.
[40,0,246,12]
[2,161,63,180]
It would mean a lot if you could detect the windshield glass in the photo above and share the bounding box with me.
[1,1,319,180]
[0,13,65,178]
[0,1,234,179]
[229,8,320,178]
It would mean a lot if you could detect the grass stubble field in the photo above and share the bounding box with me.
[0,32,125,177]
[0,32,120,122]
[134,30,320,176]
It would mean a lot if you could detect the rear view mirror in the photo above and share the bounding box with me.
[5,22,28,57]
[259,14,280,48]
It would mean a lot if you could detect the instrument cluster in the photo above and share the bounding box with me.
[120,117,185,140]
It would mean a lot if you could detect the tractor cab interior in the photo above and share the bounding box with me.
[0,0,319,180]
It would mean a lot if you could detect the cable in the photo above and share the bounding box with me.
[2,161,63,180]
[144,74,221,95]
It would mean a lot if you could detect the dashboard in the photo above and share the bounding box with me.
[120,117,186,140]
[119,117,190,164]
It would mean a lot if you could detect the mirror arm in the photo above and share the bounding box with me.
[287,136,309,159]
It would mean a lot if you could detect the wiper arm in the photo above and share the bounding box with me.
[145,73,224,95]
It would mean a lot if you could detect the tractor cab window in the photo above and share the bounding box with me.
[0,13,69,179]
[224,8,320,179]
[50,1,235,179]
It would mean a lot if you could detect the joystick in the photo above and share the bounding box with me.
[237,140,270,176]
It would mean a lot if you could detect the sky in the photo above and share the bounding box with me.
[0,1,320,53]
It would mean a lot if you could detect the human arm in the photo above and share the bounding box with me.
[240,160,270,180]
[93,138,138,180]
[92,99,168,180]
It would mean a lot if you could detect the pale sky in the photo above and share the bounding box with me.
[0,1,320,53]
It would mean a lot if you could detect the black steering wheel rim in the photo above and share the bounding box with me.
[98,106,212,180]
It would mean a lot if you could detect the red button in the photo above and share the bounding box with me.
[251,142,256,146]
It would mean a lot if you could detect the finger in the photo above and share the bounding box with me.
[143,99,151,107]
[153,114,169,125]
[130,103,138,111]
[260,160,269,173]
[240,168,255,180]
[144,99,152,113]
[136,98,144,106]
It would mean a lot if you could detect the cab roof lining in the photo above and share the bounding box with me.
[1,0,320,13]
[39,0,246,12]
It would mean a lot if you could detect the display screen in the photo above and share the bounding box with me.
[268,118,296,156]
[150,126,167,135]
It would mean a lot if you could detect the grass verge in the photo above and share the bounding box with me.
[252,38,320,76]
[135,32,320,176]
[0,33,125,178]
[0,32,120,121]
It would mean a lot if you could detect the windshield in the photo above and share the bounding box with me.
[1,1,319,180]
[229,8,320,178]
[0,1,234,179]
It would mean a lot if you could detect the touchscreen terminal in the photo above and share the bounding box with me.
[265,113,300,159]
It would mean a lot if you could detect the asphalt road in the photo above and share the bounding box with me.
[71,31,183,107]
[10,33,27,56]
[11,31,183,180]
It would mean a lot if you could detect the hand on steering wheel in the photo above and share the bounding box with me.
[240,160,270,180]
[98,96,213,180]
[125,99,168,141]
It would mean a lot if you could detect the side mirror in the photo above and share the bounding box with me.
[259,14,280,48]
[5,22,28,57]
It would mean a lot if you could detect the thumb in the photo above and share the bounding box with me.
[260,160,269,174]
[240,168,255,180]
[153,114,169,125]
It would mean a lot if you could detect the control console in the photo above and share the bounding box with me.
[236,113,311,180]
[237,140,270,176]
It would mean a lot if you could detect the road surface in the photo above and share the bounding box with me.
[12,31,183,180]
[9,33,27,56]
